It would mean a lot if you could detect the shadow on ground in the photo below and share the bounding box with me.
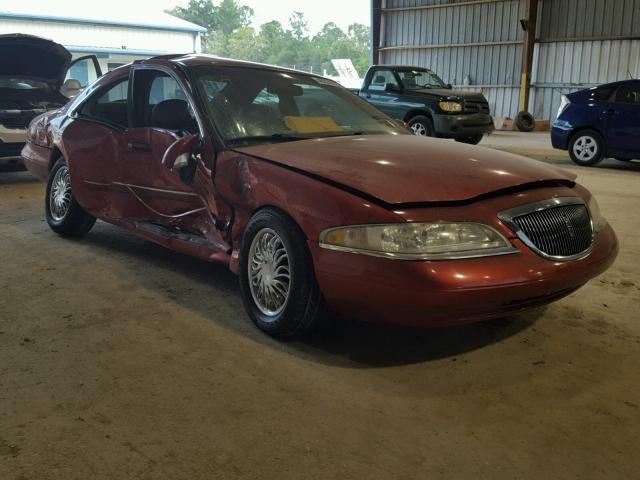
[58,221,539,368]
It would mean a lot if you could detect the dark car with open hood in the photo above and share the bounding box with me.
[22,54,618,338]
[0,34,101,169]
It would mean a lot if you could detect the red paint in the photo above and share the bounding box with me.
[21,55,618,327]
[236,134,577,205]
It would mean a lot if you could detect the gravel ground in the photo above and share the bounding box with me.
[1,141,639,479]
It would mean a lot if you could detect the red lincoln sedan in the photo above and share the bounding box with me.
[22,55,618,337]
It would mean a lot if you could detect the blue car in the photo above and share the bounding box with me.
[551,79,640,166]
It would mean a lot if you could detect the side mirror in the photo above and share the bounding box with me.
[446,83,453,89]
[162,134,199,172]
[385,83,401,93]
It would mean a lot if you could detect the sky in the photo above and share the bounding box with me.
[11,0,371,34]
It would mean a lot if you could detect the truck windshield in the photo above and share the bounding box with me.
[396,69,446,90]
[191,65,407,146]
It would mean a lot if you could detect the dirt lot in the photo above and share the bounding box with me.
[1,142,639,479]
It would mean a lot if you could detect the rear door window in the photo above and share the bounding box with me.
[614,84,640,105]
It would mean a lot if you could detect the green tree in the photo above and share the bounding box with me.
[226,27,265,62]
[168,0,254,49]
[168,2,371,76]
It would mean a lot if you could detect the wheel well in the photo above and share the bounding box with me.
[49,148,63,171]
[249,204,310,241]
[403,110,432,123]
[568,126,605,145]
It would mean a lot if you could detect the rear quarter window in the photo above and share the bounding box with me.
[590,87,614,101]
[79,79,129,128]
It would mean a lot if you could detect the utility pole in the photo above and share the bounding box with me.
[371,0,382,65]
[519,0,539,113]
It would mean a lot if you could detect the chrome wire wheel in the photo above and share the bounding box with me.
[248,227,291,318]
[411,122,427,136]
[573,135,598,162]
[49,165,72,222]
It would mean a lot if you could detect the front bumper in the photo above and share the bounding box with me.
[310,224,618,326]
[433,112,495,138]
[0,125,27,168]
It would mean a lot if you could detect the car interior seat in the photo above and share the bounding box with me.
[61,79,82,98]
[151,99,197,135]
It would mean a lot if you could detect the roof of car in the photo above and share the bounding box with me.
[138,54,322,78]
[593,78,640,88]
[372,65,434,70]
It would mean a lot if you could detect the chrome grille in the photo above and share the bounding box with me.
[499,198,593,260]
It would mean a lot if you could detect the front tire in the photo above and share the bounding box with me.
[45,159,96,236]
[239,208,323,338]
[568,130,604,166]
[455,134,484,145]
[407,115,435,137]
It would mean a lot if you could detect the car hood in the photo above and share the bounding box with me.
[234,135,576,205]
[407,87,487,102]
[0,34,71,88]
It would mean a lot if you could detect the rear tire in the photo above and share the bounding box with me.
[455,134,484,145]
[239,208,323,338]
[568,130,605,166]
[407,115,435,137]
[45,158,96,236]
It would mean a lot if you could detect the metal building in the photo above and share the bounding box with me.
[371,0,640,121]
[0,6,205,74]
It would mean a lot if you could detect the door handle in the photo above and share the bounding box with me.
[127,141,151,152]
[603,109,618,116]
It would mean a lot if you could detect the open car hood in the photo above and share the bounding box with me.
[235,135,576,206]
[0,34,71,89]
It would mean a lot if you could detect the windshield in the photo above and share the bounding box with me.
[396,69,446,90]
[192,66,407,146]
[0,77,50,90]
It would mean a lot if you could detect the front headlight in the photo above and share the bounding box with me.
[438,101,463,113]
[588,196,607,233]
[319,222,516,260]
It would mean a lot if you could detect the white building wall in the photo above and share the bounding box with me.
[0,18,198,55]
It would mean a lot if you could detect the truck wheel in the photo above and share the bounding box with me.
[568,130,605,166]
[455,134,483,145]
[407,116,434,137]
[45,158,96,236]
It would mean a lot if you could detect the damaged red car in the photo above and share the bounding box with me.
[22,55,618,337]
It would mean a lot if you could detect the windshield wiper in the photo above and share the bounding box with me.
[227,133,311,146]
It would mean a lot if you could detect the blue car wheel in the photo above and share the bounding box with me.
[568,130,605,166]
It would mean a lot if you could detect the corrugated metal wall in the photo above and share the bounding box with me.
[376,0,640,120]
[378,0,525,118]
[531,0,640,120]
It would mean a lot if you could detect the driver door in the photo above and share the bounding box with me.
[362,69,405,119]
[110,66,228,252]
